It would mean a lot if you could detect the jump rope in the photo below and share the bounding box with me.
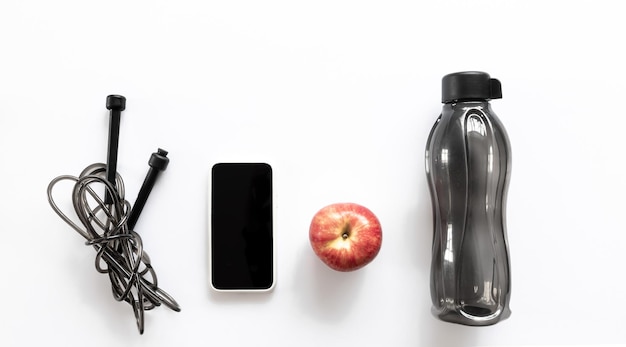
[47,95,180,334]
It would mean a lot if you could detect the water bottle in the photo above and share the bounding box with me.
[425,71,512,326]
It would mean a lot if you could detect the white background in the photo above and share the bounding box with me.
[1,1,625,346]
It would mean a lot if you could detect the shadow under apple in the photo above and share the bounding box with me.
[294,243,366,322]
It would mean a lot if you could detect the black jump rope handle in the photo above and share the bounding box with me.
[104,95,168,230]
[127,149,169,230]
[104,95,125,205]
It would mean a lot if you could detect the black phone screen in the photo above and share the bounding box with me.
[211,163,273,290]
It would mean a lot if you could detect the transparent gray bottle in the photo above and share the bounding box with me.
[425,71,512,326]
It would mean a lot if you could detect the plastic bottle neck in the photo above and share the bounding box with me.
[447,99,491,106]
[444,99,491,105]
[442,100,494,114]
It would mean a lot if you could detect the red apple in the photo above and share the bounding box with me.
[309,202,382,272]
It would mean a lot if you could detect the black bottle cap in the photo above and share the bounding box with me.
[441,71,502,103]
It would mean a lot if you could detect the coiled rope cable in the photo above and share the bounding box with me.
[47,162,180,334]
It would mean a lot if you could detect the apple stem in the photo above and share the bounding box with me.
[341,224,351,239]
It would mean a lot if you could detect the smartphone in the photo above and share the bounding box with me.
[210,163,274,291]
